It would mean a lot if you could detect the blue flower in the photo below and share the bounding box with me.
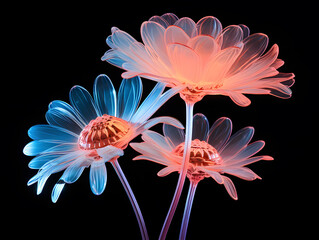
[23,74,183,202]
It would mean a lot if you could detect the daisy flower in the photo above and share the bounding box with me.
[23,74,183,240]
[131,113,273,239]
[102,13,294,106]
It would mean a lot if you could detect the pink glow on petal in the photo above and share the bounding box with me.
[188,35,220,62]
[165,25,190,46]
[216,25,243,49]
[196,16,222,38]
[222,176,238,200]
[174,17,197,37]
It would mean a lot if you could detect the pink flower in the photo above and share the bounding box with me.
[130,114,273,200]
[102,13,294,105]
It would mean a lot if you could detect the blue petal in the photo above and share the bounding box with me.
[90,162,107,195]
[61,159,86,184]
[69,85,98,124]
[28,154,63,169]
[117,77,142,121]
[28,125,78,142]
[207,117,232,151]
[23,141,59,156]
[192,114,209,141]
[51,181,65,203]
[130,82,165,123]
[93,74,117,116]
[46,107,84,134]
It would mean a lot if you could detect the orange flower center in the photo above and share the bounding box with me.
[78,114,132,150]
[173,139,222,166]
[173,139,222,182]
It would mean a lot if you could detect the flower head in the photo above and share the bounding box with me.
[23,74,182,202]
[102,13,294,105]
[130,114,273,200]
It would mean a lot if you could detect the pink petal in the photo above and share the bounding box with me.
[230,155,274,167]
[239,24,250,39]
[221,176,238,200]
[229,33,269,75]
[157,165,180,177]
[165,25,190,45]
[227,140,265,163]
[163,123,185,148]
[142,130,173,151]
[207,117,232,151]
[167,43,201,83]
[220,126,254,159]
[192,113,209,141]
[161,13,179,25]
[217,25,243,49]
[188,35,220,62]
[200,167,223,184]
[149,15,170,28]
[227,91,251,107]
[196,16,222,38]
[223,167,261,181]
[174,17,196,37]
[203,47,242,85]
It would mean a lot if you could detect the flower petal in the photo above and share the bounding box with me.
[161,13,179,25]
[207,117,232,151]
[90,162,107,195]
[163,123,185,148]
[221,126,254,160]
[217,25,243,49]
[228,91,251,107]
[165,25,190,46]
[223,167,261,180]
[23,141,59,156]
[96,145,124,162]
[192,113,209,141]
[174,17,196,37]
[232,140,265,161]
[196,16,222,38]
[61,158,86,184]
[142,116,184,132]
[51,180,65,203]
[142,130,172,151]
[117,77,142,121]
[93,74,117,117]
[69,85,99,124]
[221,176,238,200]
[157,165,179,177]
[167,43,200,83]
[28,154,63,169]
[188,35,219,62]
[200,167,223,184]
[28,124,78,142]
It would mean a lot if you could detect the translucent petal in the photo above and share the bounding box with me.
[167,43,200,83]
[207,117,232,151]
[157,165,179,177]
[69,85,98,124]
[46,107,84,134]
[188,35,219,62]
[141,116,184,132]
[196,16,222,38]
[174,17,196,37]
[229,155,273,167]
[200,167,223,184]
[141,130,172,151]
[28,124,78,142]
[192,113,209,141]
[217,25,243,49]
[161,13,179,25]
[23,141,59,156]
[117,76,142,121]
[96,145,124,162]
[239,24,250,39]
[165,25,190,46]
[163,123,185,148]
[229,33,269,75]
[233,140,265,161]
[223,167,261,180]
[90,162,107,195]
[37,174,50,195]
[61,159,86,184]
[112,29,137,51]
[220,127,254,160]
[149,15,169,28]
[130,82,165,123]
[28,154,63,169]
[222,176,238,200]
[228,92,251,107]
[51,181,65,203]
[93,74,117,117]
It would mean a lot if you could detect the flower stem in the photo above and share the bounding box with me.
[159,101,194,240]
[179,181,198,240]
[111,159,149,240]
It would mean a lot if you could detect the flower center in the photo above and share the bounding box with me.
[78,114,131,150]
[173,139,222,167]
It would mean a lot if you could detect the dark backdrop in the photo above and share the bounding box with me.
[7,1,315,239]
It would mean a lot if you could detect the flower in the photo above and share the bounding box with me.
[130,113,273,200]
[102,13,294,105]
[23,74,183,202]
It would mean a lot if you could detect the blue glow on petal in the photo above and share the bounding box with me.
[69,85,99,124]
[23,141,59,156]
[28,154,63,169]
[51,181,65,203]
[117,77,142,121]
[90,162,107,195]
[93,74,117,117]
[61,159,86,184]
[28,124,78,142]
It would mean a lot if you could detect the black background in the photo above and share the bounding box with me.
[7,1,316,239]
